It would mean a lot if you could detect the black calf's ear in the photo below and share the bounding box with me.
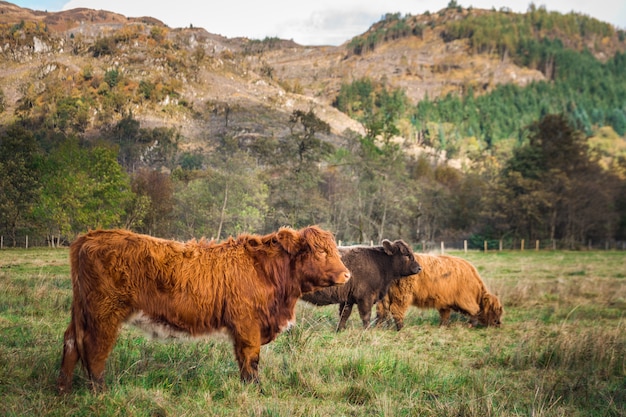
[382,239,393,255]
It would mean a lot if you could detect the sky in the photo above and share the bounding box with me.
[11,0,626,46]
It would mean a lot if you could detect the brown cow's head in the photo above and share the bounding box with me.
[277,226,350,293]
[478,293,504,327]
[382,239,422,276]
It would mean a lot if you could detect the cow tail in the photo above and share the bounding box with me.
[72,301,88,371]
[58,239,88,393]
[58,301,89,393]
[71,240,89,371]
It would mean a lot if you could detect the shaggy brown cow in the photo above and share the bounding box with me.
[300,240,421,331]
[57,226,350,393]
[376,254,503,329]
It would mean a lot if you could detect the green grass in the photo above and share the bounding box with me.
[1,248,625,416]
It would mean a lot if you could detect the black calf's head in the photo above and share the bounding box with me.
[382,239,421,277]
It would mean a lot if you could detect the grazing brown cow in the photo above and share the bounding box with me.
[376,254,503,329]
[57,226,350,393]
[301,240,421,331]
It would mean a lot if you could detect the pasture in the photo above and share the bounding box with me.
[0,248,624,416]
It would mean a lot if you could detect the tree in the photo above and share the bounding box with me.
[35,138,85,243]
[287,109,332,164]
[173,137,268,240]
[86,146,134,229]
[331,127,411,243]
[35,138,133,240]
[334,78,408,144]
[365,87,406,142]
[493,114,620,246]
[108,115,179,171]
[0,125,41,245]
[173,163,268,240]
[266,110,334,230]
[129,168,174,236]
[332,81,413,242]
[110,114,141,169]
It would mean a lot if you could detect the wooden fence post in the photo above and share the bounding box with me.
[25,235,28,249]
[535,240,540,251]
[464,240,467,253]
[484,240,488,252]
[440,241,445,254]
[499,240,503,251]
[521,239,524,251]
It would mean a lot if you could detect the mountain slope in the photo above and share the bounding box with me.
[1,2,624,155]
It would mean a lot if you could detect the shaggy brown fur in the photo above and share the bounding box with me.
[301,240,421,330]
[376,254,503,330]
[57,226,350,393]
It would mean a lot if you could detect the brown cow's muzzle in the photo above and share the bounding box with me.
[337,270,351,284]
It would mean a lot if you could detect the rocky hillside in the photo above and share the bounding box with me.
[1,1,624,153]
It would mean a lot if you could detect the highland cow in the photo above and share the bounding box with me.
[301,240,421,330]
[376,254,503,329]
[57,227,350,393]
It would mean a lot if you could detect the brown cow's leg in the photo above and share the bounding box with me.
[391,313,405,331]
[337,303,353,331]
[466,306,481,328]
[438,308,452,326]
[233,330,261,383]
[82,327,120,392]
[58,319,79,394]
[58,314,120,392]
[77,306,127,392]
[389,296,409,331]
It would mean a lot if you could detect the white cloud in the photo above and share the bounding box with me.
[271,9,381,45]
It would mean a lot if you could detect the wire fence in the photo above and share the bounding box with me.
[0,235,67,249]
[2,235,626,251]
[340,238,626,252]
[429,239,626,252]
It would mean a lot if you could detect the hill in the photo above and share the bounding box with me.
[1,1,625,248]
[4,1,623,152]
[0,1,363,148]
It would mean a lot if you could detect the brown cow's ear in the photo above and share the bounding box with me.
[243,236,263,253]
[482,294,493,310]
[276,227,301,255]
[382,239,393,255]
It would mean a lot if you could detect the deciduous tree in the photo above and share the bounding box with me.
[0,125,41,246]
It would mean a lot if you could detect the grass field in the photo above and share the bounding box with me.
[0,248,624,416]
